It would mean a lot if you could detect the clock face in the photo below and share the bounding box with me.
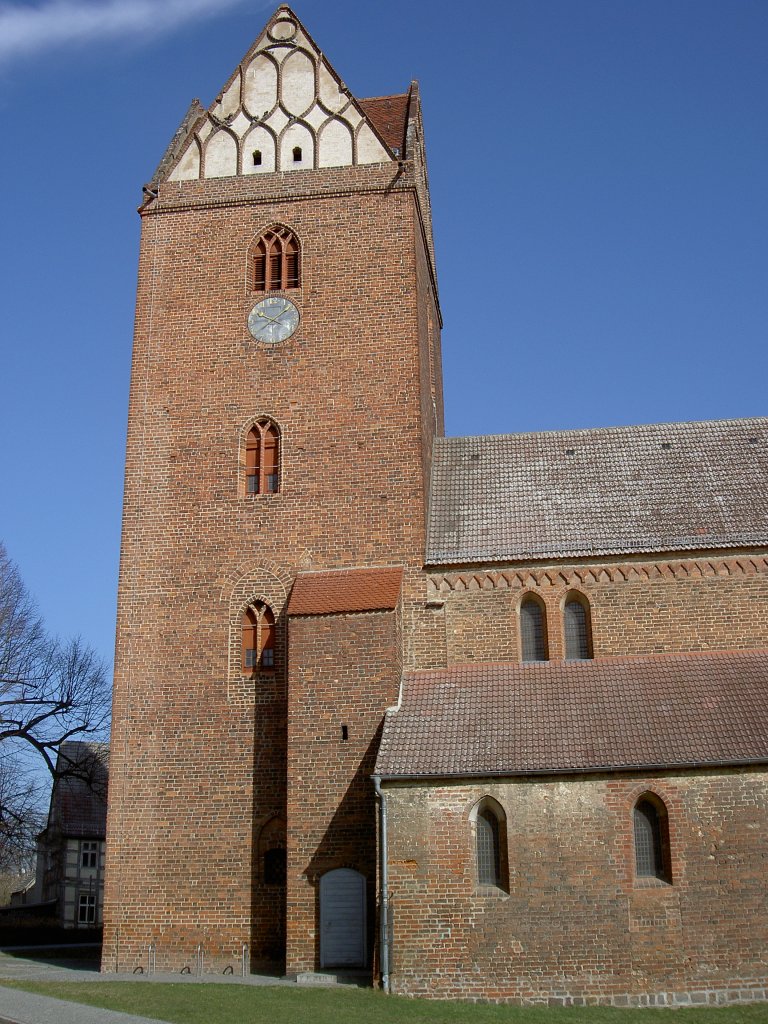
[248,296,300,343]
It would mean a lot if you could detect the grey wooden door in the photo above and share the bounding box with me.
[319,868,366,967]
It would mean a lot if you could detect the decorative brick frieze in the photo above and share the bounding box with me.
[427,552,768,595]
[415,552,768,664]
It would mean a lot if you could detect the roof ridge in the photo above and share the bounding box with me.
[359,92,410,102]
[436,415,768,445]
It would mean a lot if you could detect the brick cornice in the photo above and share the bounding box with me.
[141,163,415,218]
[427,554,768,595]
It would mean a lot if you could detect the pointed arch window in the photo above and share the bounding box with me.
[258,816,286,887]
[520,594,548,662]
[564,593,593,660]
[242,602,276,673]
[634,795,671,882]
[471,798,509,893]
[476,809,501,886]
[252,226,300,291]
[246,419,280,495]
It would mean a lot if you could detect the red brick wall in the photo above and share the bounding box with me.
[286,608,401,975]
[103,159,437,972]
[415,210,443,504]
[423,553,768,667]
[384,769,768,1004]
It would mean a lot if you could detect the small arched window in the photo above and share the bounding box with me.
[471,798,508,892]
[476,809,501,886]
[634,795,671,882]
[252,226,300,291]
[241,602,276,673]
[564,593,593,660]
[246,419,280,495]
[520,595,548,662]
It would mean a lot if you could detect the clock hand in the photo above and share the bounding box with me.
[257,311,284,326]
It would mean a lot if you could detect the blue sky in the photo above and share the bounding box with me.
[1,0,766,669]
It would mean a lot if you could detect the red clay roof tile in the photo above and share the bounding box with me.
[288,566,403,616]
[359,94,409,153]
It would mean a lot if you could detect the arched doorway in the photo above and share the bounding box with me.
[319,868,366,968]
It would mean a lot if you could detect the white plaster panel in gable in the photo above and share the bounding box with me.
[213,71,241,120]
[318,62,346,113]
[269,46,292,65]
[356,122,390,164]
[280,122,313,170]
[281,49,316,116]
[205,130,238,178]
[243,54,278,119]
[197,118,213,142]
[266,107,290,135]
[318,118,353,167]
[291,27,311,50]
[344,104,363,128]
[304,104,328,130]
[230,110,251,139]
[242,125,276,174]
[168,138,200,181]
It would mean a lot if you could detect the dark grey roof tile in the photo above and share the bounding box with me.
[426,418,768,563]
[375,650,768,777]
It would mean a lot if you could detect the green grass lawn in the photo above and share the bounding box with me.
[2,982,768,1024]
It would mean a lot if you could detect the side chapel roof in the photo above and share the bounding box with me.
[427,418,768,564]
[288,566,403,616]
[375,650,768,778]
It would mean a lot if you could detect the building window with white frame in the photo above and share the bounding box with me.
[78,893,97,925]
[80,840,98,869]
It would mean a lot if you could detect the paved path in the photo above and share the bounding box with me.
[0,987,164,1024]
[0,947,294,1024]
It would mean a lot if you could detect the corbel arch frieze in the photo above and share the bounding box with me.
[428,554,768,595]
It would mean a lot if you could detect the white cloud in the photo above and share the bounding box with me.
[0,0,254,65]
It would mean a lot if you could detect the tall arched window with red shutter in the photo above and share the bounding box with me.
[242,602,276,673]
[245,419,280,495]
[252,226,300,291]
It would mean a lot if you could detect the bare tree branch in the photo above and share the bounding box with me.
[0,543,111,868]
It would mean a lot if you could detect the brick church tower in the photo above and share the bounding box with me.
[103,5,441,974]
